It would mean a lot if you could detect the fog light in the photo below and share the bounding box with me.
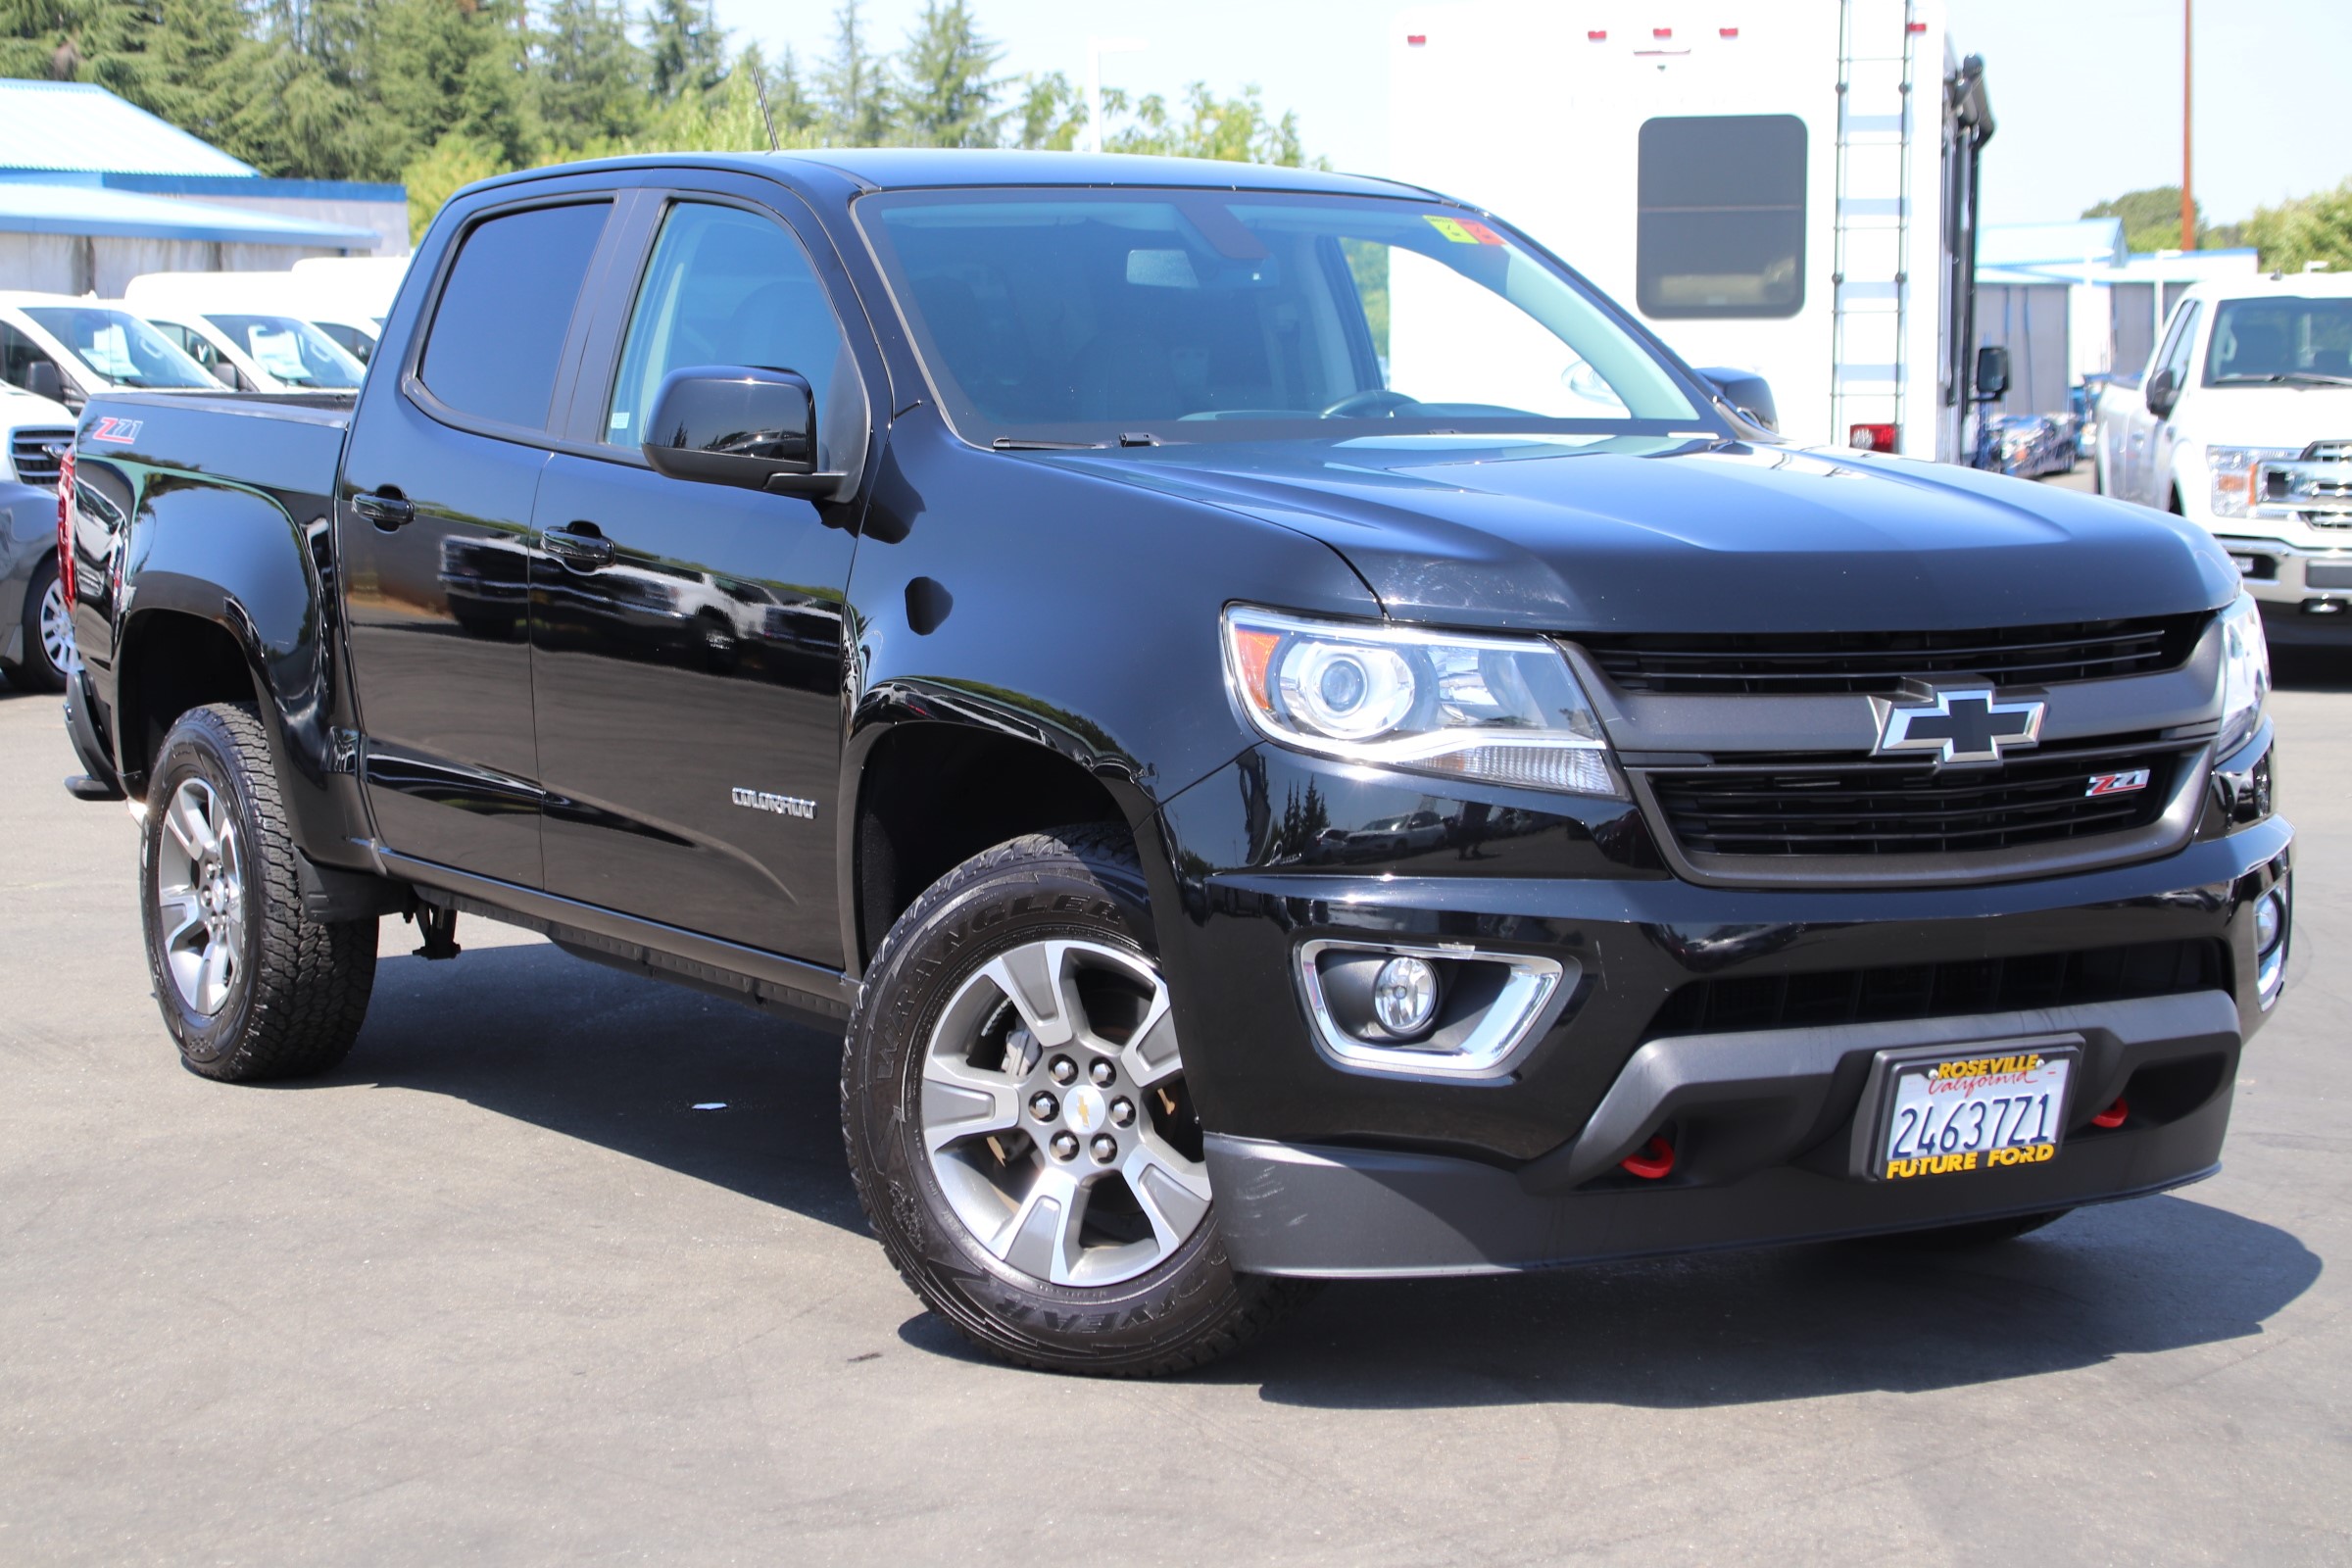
[1372,956,1441,1036]
[2255,891,2283,956]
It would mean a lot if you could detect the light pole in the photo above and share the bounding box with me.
[1085,37,1148,154]
[2180,0,2196,251]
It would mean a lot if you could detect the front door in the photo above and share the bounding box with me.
[529,197,863,962]
[339,197,614,885]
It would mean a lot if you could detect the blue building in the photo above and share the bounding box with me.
[0,79,405,295]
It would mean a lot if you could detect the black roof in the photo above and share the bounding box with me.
[518,147,1433,200]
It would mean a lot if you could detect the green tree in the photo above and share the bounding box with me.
[765,42,818,139]
[2242,179,2352,274]
[1006,70,1083,150]
[2081,185,2240,254]
[537,0,646,154]
[402,127,501,241]
[644,0,723,102]
[895,0,999,147]
[229,0,390,179]
[817,0,888,144]
[1108,82,1304,167]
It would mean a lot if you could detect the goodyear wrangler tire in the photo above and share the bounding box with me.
[842,825,1312,1376]
[141,703,377,1082]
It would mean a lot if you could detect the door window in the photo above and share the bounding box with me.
[1637,115,1808,319]
[0,320,61,394]
[605,203,857,467]
[2151,301,2200,387]
[418,201,611,429]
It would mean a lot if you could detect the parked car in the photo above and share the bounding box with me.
[2095,271,2352,643]
[0,292,221,409]
[123,271,381,384]
[0,382,75,691]
[65,150,2289,1377]
[1991,413,2079,479]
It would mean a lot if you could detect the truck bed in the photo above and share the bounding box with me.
[77,390,353,501]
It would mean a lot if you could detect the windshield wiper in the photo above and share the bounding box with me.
[2210,372,2352,387]
[991,436,1107,451]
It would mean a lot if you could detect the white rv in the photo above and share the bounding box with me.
[1389,0,1994,460]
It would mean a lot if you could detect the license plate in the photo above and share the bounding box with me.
[1871,1043,2077,1181]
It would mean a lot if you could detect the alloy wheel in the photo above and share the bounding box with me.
[919,938,1211,1288]
[154,778,246,1016]
[39,575,78,678]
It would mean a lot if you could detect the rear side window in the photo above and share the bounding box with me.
[418,202,610,428]
[1637,115,1807,319]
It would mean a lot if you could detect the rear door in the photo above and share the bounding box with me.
[339,195,615,885]
[526,185,866,962]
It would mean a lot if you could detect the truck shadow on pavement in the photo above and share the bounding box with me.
[336,944,2317,1407]
[325,941,869,1238]
[2272,647,2352,693]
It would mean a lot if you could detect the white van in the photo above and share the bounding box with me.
[125,299,367,394]
[1389,0,1995,459]
[0,292,220,409]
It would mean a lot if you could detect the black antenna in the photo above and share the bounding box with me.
[753,69,780,153]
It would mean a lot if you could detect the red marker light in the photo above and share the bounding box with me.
[1849,422,1899,454]
[1405,32,1426,45]
[1907,20,1928,31]
[1652,26,1673,38]
[1587,28,1607,40]
[1720,26,1740,38]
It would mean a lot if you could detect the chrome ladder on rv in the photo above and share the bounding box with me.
[1830,0,1917,453]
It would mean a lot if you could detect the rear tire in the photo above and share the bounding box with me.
[842,824,1312,1376]
[141,703,377,1082]
[11,555,73,693]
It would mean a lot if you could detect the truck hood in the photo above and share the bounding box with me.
[2179,384,2352,451]
[1041,434,2239,633]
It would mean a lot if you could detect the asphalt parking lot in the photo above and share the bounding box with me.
[2,636,2347,1564]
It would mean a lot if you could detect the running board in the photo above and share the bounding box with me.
[378,850,858,1031]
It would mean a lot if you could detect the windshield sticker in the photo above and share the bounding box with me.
[1426,215,1504,246]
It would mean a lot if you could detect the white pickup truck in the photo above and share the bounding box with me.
[2096,272,2352,645]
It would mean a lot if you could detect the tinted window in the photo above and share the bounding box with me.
[0,321,53,394]
[607,203,856,465]
[1638,115,1807,319]
[419,202,609,428]
[2203,296,2352,385]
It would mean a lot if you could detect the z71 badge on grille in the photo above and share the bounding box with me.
[2085,768,2151,798]
[1874,688,2045,763]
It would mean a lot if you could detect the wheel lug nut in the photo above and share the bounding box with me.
[1028,1092,1058,1122]
[1050,1131,1080,1160]
[1089,1134,1117,1163]
[1109,1097,1136,1127]
[1049,1055,1077,1085]
[1089,1058,1115,1087]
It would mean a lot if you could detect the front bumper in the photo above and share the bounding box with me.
[1152,741,2290,1277]
[2211,532,2352,642]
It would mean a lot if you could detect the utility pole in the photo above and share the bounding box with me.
[2180,0,2197,250]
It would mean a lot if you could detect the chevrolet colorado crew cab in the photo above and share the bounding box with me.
[64,152,2291,1376]
[2096,272,2352,644]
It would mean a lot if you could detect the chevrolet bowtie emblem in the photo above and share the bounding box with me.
[1874,689,2045,763]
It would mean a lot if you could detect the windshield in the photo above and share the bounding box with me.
[2203,296,2352,386]
[856,189,1707,446]
[23,307,216,390]
[206,314,367,389]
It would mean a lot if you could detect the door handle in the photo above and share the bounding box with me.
[353,489,416,530]
[543,522,614,569]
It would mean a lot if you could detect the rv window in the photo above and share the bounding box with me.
[1637,115,1807,319]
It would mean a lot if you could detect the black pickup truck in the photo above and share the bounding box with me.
[62,151,2291,1376]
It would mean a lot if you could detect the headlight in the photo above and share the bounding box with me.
[1221,606,1622,796]
[2207,446,2299,518]
[2216,592,2270,759]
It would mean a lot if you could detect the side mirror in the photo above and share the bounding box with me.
[1697,367,1778,433]
[24,360,65,402]
[1975,344,2012,401]
[2145,366,2179,419]
[641,366,844,498]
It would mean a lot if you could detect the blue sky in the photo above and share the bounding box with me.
[717,0,2352,227]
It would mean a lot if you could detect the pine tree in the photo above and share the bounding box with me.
[645,0,724,103]
[817,0,888,145]
[896,0,999,148]
[767,42,818,138]
[537,0,646,153]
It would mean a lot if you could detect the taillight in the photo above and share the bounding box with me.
[1849,422,1899,454]
[55,444,74,610]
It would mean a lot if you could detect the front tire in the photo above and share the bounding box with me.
[10,555,74,693]
[141,703,377,1082]
[842,825,1311,1376]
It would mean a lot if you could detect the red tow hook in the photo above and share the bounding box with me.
[2091,1098,2130,1130]
[1620,1134,1677,1180]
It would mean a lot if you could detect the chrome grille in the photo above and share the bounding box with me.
[9,427,72,488]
